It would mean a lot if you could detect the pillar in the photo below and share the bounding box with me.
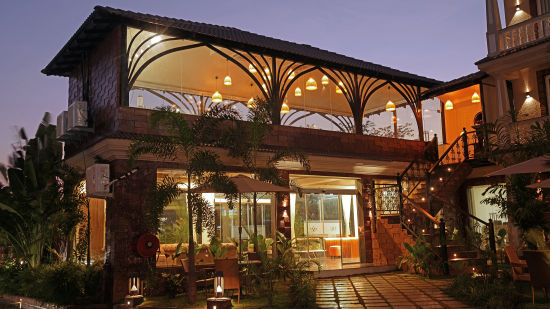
[277,170,291,239]
[359,177,375,263]
[486,0,503,55]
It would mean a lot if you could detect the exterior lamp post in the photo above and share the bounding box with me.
[124,272,144,307]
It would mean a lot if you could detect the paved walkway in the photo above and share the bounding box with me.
[316,272,472,308]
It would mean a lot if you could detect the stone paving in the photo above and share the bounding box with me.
[316,272,472,308]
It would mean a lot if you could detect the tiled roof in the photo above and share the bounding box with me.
[420,71,487,99]
[42,6,442,88]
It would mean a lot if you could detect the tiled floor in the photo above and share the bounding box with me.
[316,272,472,308]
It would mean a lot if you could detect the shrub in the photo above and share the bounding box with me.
[446,273,522,308]
[289,270,317,309]
[0,260,103,305]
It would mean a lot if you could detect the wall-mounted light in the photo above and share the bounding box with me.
[282,209,289,218]
[526,92,534,103]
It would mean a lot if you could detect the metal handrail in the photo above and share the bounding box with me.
[428,130,475,174]
[431,194,487,225]
[400,193,439,225]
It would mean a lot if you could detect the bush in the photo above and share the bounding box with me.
[446,273,522,308]
[289,270,317,309]
[0,259,103,305]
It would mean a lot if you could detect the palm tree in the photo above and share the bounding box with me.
[129,106,238,303]
[223,98,310,246]
[0,113,85,267]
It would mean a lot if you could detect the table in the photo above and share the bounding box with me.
[206,297,231,309]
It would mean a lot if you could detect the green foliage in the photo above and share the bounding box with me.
[0,259,103,305]
[0,113,85,267]
[446,273,522,308]
[363,120,416,138]
[398,235,440,277]
[161,273,185,298]
[207,237,228,259]
[145,177,180,233]
[129,105,239,303]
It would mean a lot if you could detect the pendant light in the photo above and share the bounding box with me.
[247,83,255,109]
[223,60,232,86]
[305,77,317,91]
[262,83,267,92]
[471,92,480,103]
[445,100,454,110]
[321,75,329,85]
[264,67,271,80]
[212,76,223,103]
[336,81,344,94]
[288,71,295,80]
[247,97,255,109]
[248,64,257,73]
[385,86,395,112]
[281,101,290,114]
[295,87,302,96]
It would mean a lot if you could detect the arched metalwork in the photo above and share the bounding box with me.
[135,87,243,116]
[388,81,424,141]
[280,109,355,133]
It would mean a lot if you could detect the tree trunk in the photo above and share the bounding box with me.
[186,174,197,303]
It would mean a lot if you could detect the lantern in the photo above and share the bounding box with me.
[128,272,142,296]
[247,97,255,109]
[288,71,295,80]
[281,101,290,114]
[336,81,344,94]
[321,75,329,85]
[136,94,144,108]
[305,77,317,91]
[212,91,223,103]
[214,271,224,298]
[444,100,453,110]
[223,75,232,86]
[386,100,396,112]
[471,92,480,103]
[248,64,257,73]
[295,87,302,96]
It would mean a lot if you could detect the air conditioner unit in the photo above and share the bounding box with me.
[56,111,69,140]
[67,100,88,131]
[86,164,110,197]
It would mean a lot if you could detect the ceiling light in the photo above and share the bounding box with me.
[336,81,344,94]
[472,92,480,103]
[295,87,302,96]
[321,75,329,85]
[288,71,295,80]
[212,91,222,103]
[305,78,317,91]
[224,75,232,86]
[445,100,454,110]
[151,35,162,44]
[281,101,290,114]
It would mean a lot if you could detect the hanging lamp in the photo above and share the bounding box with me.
[247,97,255,109]
[321,75,329,85]
[288,71,295,80]
[212,76,223,103]
[471,92,480,103]
[264,67,271,80]
[262,83,267,92]
[445,100,454,110]
[224,60,232,85]
[385,86,395,112]
[295,87,302,96]
[281,101,290,114]
[336,81,344,94]
[248,64,257,73]
[306,77,317,91]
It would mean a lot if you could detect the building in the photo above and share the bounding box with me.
[42,1,550,302]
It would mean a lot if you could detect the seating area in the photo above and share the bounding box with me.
[505,246,550,304]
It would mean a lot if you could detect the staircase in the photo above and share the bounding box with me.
[395,129,497,274]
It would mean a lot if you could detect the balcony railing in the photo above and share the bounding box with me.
[498,13,550,51]
[506,115,550,143]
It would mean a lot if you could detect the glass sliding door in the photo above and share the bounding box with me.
[290,192,360,269]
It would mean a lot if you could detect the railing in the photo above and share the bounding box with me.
[506,115,550,143]
[498,13,550,51]
[373,184,401,216]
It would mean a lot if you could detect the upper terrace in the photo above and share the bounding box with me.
[43,6,442,146]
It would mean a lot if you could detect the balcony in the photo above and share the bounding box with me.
[498,13,550,51]
[506,115,550,143]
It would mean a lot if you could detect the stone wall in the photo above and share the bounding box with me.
[371,216,414,266]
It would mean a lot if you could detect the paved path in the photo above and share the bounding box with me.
[316,272,472,308]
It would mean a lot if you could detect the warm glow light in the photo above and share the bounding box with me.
[282,209,289,218]
[288,71,295,80]
[321,75,329,85]
[305,77,317,90]
[336,81,344,94]
[295,87,302,96]
[262,83,267,91]
[248,64,257,73]
[223,75,232,86]
[444,100,454,110]
[216,285,223,293]
[151,35,162,44]
[526,94,534,103]
[281,101,290,114]
[386,100,396,112]
[247,97,255,109]
[472,92,480,103]
[212,91,223,103]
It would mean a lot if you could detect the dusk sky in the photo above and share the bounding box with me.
[0,0,489,166]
